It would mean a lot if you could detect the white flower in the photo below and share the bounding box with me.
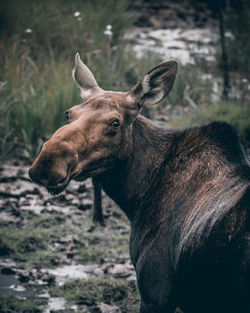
[104,25,112,36]
[104,29,112,36]
[25,28,32,34]
[74,11,80,17]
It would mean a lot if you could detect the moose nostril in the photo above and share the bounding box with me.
[29,167,49,186]
[65,111,69,123]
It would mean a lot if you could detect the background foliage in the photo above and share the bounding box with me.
[0,0,250,160]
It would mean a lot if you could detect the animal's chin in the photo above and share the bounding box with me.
[46,185,67,195]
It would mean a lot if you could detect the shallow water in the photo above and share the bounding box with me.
[0,272,38,300]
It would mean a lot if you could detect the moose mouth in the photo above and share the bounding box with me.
[45,164,111,195]
[46,185,67,196]
[46,179,70,195]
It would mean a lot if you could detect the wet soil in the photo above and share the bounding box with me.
[0,159,138,313]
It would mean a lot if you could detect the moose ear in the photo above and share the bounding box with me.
[72,53,103,100]
[129,60,178,109]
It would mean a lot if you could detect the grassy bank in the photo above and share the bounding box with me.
[51,278,140,312]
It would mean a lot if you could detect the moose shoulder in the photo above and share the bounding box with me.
[29,54,250,313]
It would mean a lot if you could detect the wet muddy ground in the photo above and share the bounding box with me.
[0,159,138,313]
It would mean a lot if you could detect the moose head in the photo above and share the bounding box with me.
[29,53,177,194]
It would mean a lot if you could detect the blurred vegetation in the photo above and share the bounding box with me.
[0,0,250,160]
[169,100,250,140]
[0,0,138,158]
[195,0,250,77]
[0,295,41,313]
[224,3,250,75]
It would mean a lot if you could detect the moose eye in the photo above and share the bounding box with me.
[110,119,120,129]
[65,111,69,123]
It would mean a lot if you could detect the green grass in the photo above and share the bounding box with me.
[68,209,130,263]
[51,278,140,313]
[0,0,135,159]
[0,43,79,158]
[0,295,41,313]
[0,213,67,267]
[169,101,250,141]
[78,230,129,262]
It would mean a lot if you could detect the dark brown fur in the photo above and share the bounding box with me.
[97,117,250,313]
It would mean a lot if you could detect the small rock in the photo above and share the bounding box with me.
[87,225,96,233]
[71,198,80,206]
[77,184,87,193]
[107,263,132,278]
[10,205,21,217]
[38,292,50,298]
[17,169,25,176]
[93,267,104,277]
[9,284,26,292]
[66,252,75,259]
[1,267,16,275]
[56,194,66,202]
[112,211,121,218]
[18,271,30,283]
[0,239,12,256]
[33,187,40,194]
[90,303,121,313]
[42,273,56,286]
[78,202,92,211]
[20,199,30,206]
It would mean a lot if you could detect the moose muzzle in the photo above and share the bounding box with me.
[29,123,85,194]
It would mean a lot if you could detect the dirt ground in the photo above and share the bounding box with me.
[0,159,139,313]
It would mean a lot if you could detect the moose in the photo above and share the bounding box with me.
[29,54,250,313]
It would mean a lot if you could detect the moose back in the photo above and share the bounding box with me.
[29,54,250,313]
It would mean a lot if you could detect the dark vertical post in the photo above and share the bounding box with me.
[219,9,230,99]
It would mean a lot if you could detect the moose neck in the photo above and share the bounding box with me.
[98,115,175,221]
